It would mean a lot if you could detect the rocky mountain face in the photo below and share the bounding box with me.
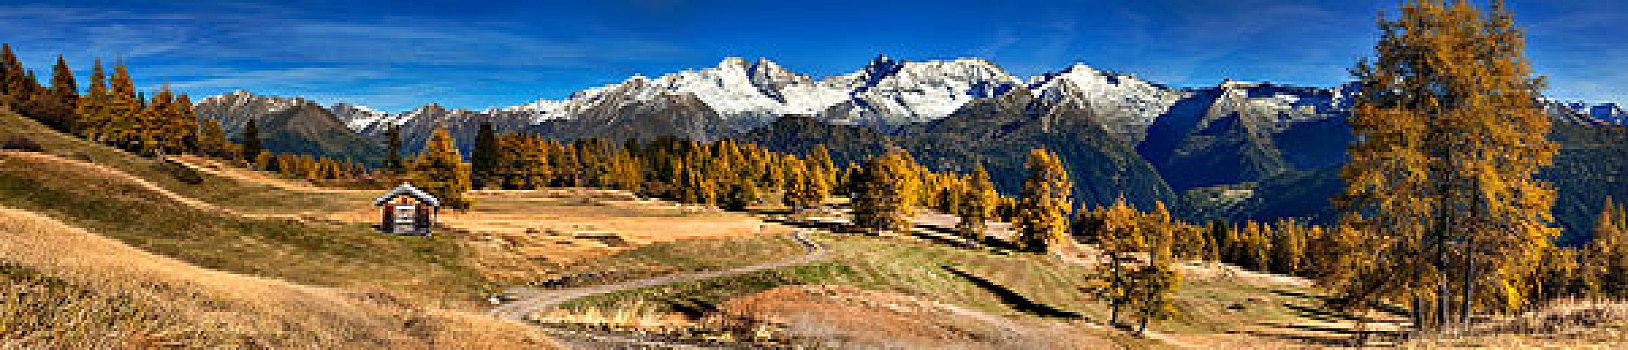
[195,91,307,135]
[324,56,1043,145]
[193,91,385,162]
[1562,102,1628,124]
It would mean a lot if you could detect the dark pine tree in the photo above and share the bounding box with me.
[43,55,77,131]
[0,43,23,99]
[240,118,263,164]
[471,121,501,188]
[49,55,75,101]
[384,126,404,172]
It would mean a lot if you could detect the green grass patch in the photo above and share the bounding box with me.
[557,231,1332,337]
[545,233,810,288]
[560,263,854,316]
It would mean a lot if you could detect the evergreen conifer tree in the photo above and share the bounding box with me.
[240,119,263,164]
[37,54,78,131]
[384,126,404,173]
[471,121,501,188]
[0,44,23,99]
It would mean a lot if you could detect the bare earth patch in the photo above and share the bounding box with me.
[708,284,1131,349]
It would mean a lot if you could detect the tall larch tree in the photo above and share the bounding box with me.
[175,93,202,152]
[675,156,717,206]
[852,150,921,233]
[1086,197,1147,325]
[1587,197,1628,297]
[809,145,838,190]
[783,157,822,209]
[75,59,110,141]
[0,44,23,99]
[40,54,77,131]
[195,108,233,159]
[605,150,643,192]
[1333,0,1557,332]
[498,133,551,189]
[148,84,191,153]
[957,164,1000,243]
[1126,241,1181,335]
[1016,148,1073,252]
[411,129,474,210]
[720,173,759,211]
[106,63,144,151]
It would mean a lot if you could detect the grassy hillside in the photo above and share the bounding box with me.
[0,108,502,301]
[0,207,558,348]
[550,232,1333,347]
[0,107,376,215]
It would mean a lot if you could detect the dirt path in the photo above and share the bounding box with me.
[166,155,371,194]
[0,151,237,215]
[0,151,360,226]
[489,229,830,321]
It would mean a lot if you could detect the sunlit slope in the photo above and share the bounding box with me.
[0,206,559,348]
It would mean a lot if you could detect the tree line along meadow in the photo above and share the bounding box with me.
[1,0,1624,337]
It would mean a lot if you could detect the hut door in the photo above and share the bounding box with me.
[393,204,417,233]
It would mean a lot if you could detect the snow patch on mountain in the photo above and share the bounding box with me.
[1026,64,1184,139]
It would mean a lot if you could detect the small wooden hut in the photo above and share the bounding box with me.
[372,183,440,235]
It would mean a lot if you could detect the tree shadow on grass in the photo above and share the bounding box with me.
[1267,288,1411,318]
[942,265,1081,319]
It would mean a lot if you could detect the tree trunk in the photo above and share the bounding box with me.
[1461,242,1476,331]
[1412,295,1425,335]
[1109,254,1121,325]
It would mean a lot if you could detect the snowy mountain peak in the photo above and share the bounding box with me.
[330,103,389,131]
[858,54,906,80]
[717,56,751,70]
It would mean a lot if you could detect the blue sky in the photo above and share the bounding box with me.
[0,0,1622,112]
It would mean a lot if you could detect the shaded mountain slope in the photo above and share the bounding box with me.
[253,102,387,163]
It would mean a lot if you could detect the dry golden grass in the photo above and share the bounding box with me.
[0,206,561,348]
[169,154,376,195]
[707,284,1138,349]
[532,301,701,335]
[1401,299,1628,349]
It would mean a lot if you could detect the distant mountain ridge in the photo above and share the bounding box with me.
[195,91,386,163]
[328,56,1269,144]
[190,55,1628,243]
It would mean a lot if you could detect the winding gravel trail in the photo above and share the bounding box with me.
[489,228,830,321]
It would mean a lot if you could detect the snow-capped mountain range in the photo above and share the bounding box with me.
[1563,102,1627,124]
[322,56,1219,137]
[196,55,1619,153]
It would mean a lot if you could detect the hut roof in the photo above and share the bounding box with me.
[371,183,441,207]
